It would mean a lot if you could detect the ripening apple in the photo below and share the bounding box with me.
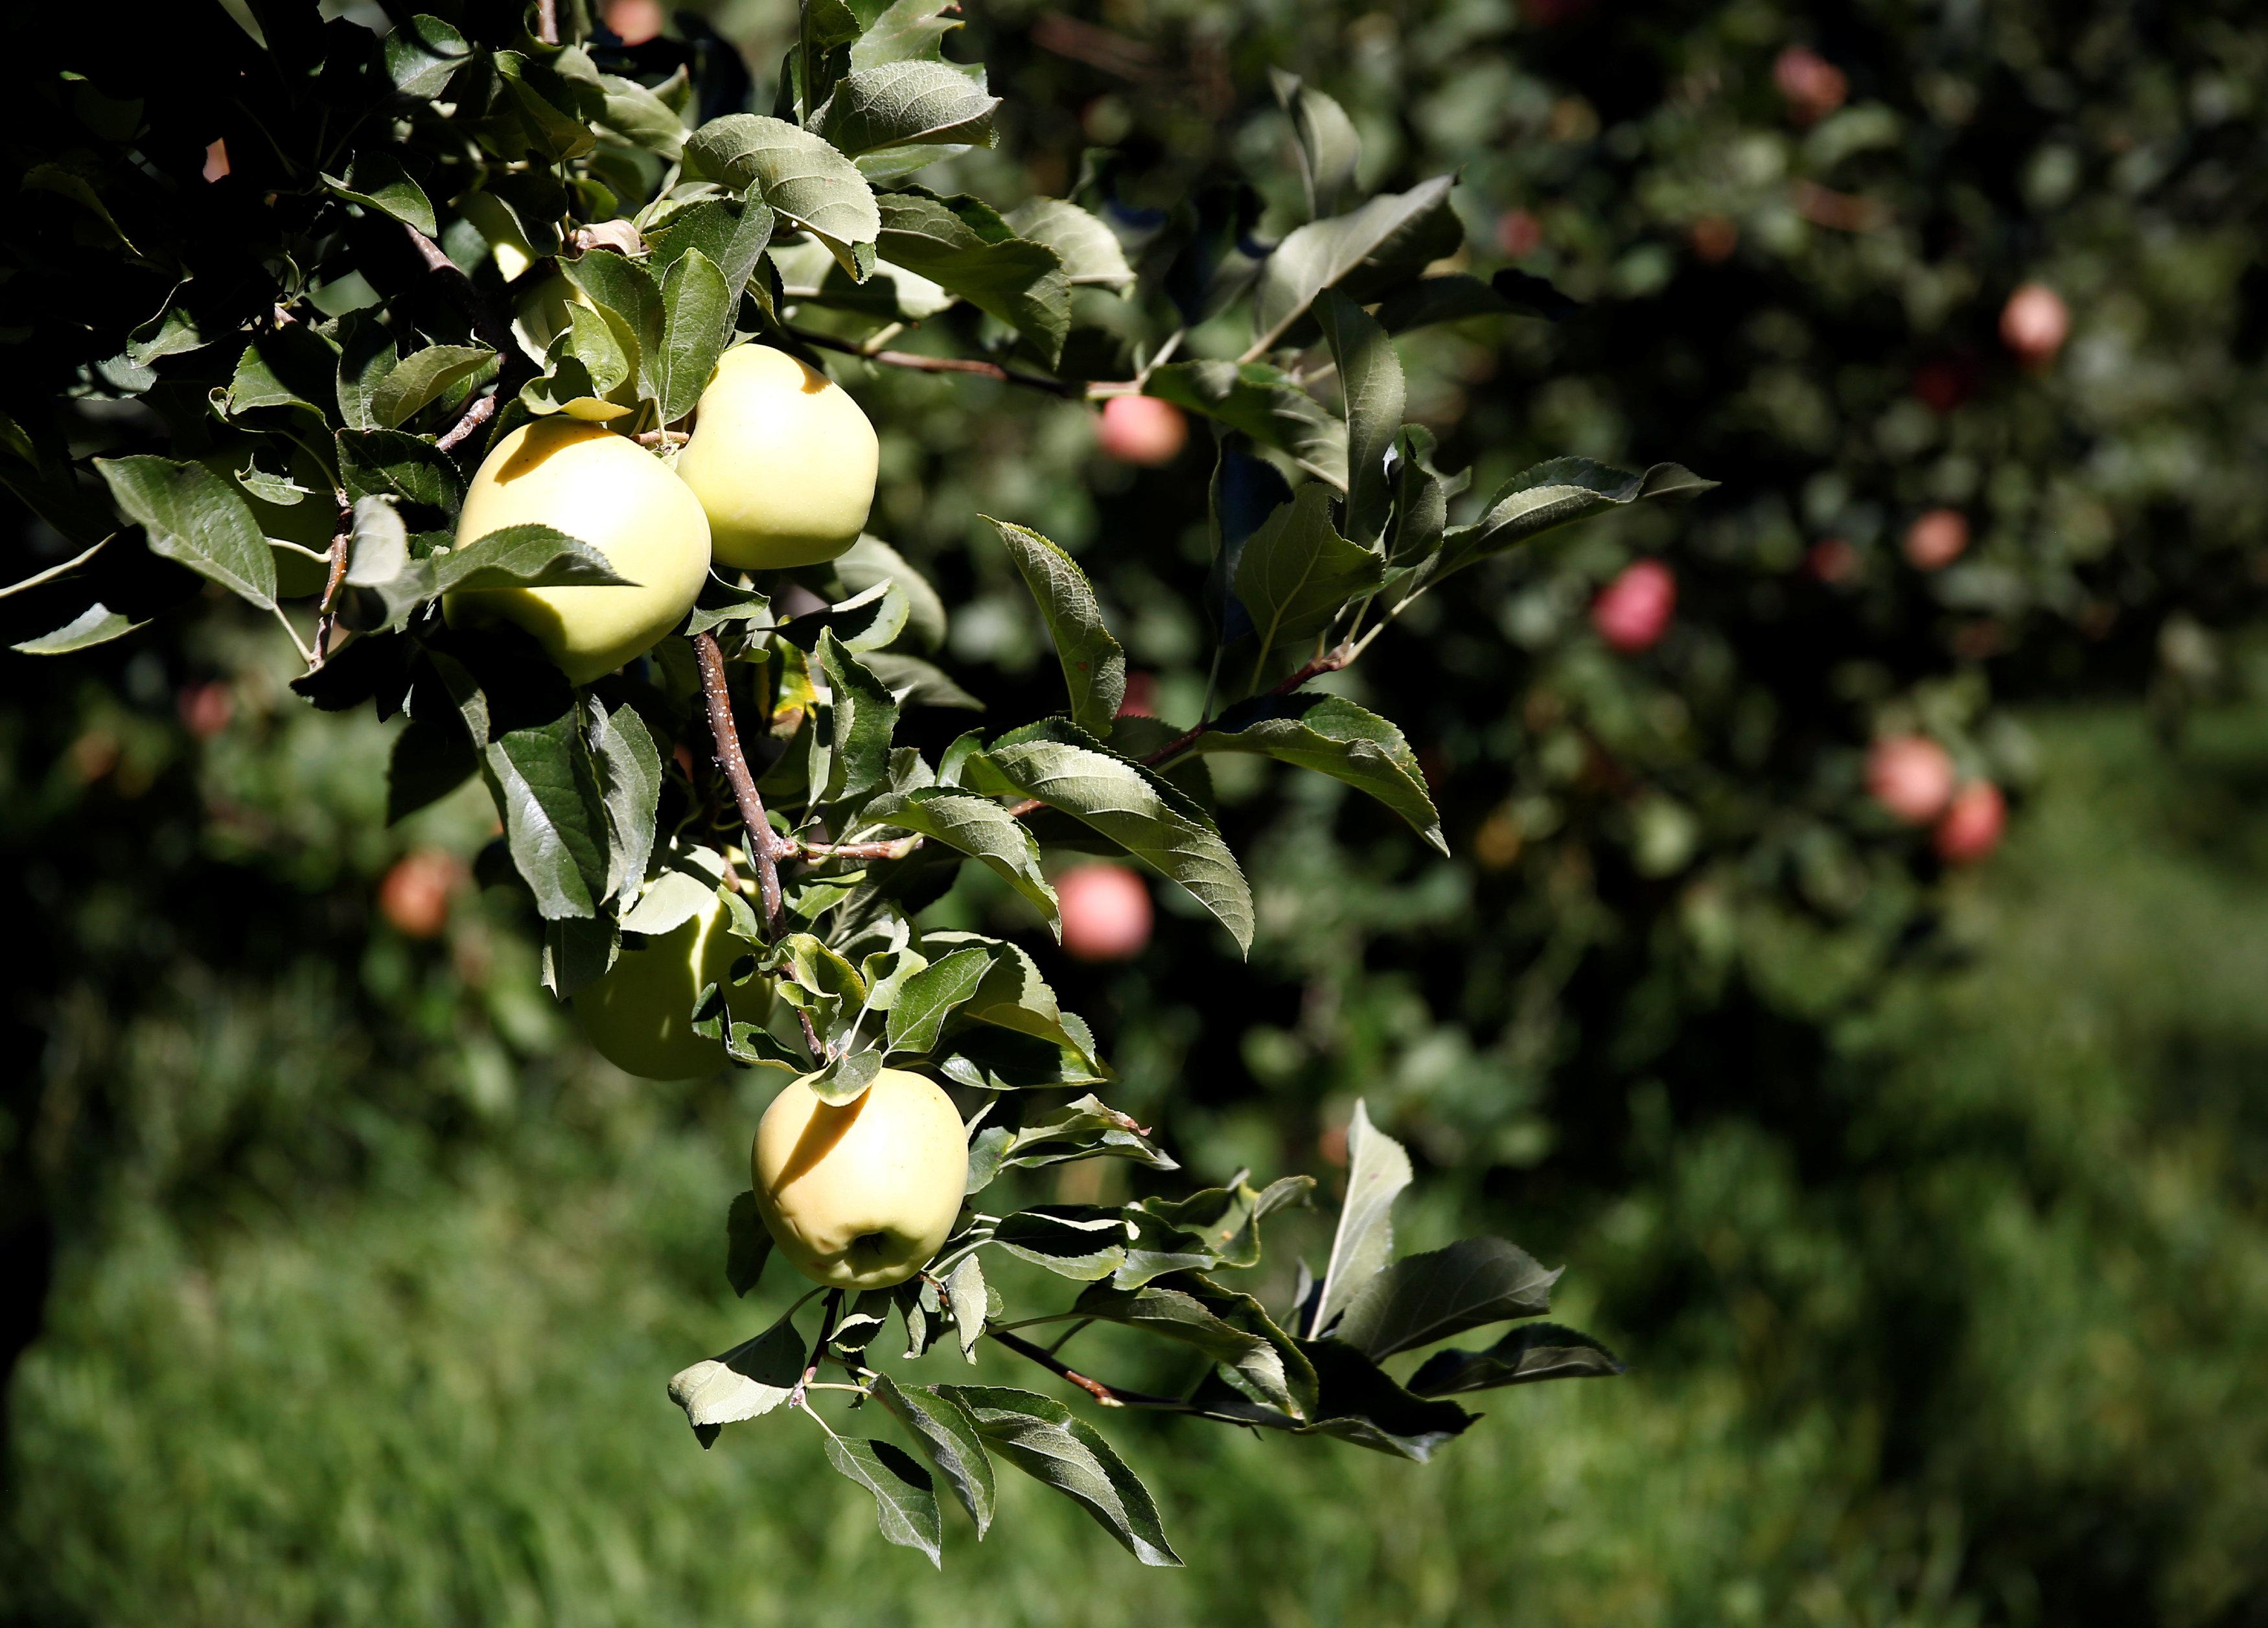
[378,849,466,939]
[575,887,769,1078]
[2000,283,2070,367]
[1058,863,1153,961]
[752,1067,967,1288]
[1866,735,1955,826]
[675,345,879,570]
[1094,395,1187,466]
[444,417,711,684]
[1592,559,1676,652]
[1903,509,1969,572]
[1934,780,2006,864]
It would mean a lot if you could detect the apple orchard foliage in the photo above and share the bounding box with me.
[0,1,1710,1568]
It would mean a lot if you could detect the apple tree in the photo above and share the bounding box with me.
[0,1,1713,1566]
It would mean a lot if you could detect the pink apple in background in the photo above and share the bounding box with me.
[605,0,663,44]
[1690,216,1739,262]
[1867,735,1956,826]
[380,850,467,939]
[1592,559,1676,652]
[1117,671,1158,719]
[1934,781,2006,864]
[1058,864,1153,961]
[1094,395,1188,466]
[1903,509,1969,572]
[1806,537,1860,584]
[1495,209,1543,258]
[2000,283,2070,367]
[1774,45,1848,124]
[178,680,234,739]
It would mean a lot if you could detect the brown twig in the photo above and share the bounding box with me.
[985,1329,1194,1411]
[796,835,924,862]
[787,327,1087,401]
[312,495,353,665]
[534,0,559,46]
[693,630,789,936]
[400,221,531,457]
[437,391,500,454]
[795,1007,826,1062]
[790,1288,843,1406]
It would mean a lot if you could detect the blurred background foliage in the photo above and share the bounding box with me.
[6,0,2268,1622]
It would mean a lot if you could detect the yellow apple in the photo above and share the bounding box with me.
[444,417,711,684]
[574,887,769,1079]
[675,345,879,570]
[752,1067,967,1288]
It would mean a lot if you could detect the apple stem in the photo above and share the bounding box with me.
[790,1288,844,1409]
[693,630,793,938]
[311,493,353,667]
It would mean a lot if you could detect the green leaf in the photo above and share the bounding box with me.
[666,1310,804,1432]
[1072,1281,1294,1412]
[800,1048,883,1106]
[682,115,881,279]
[1407,1323,1626,1395]
[1249,176,1461,355]
[1309,1100,1411,1339]
[1373,267,1580,334]
[871,1375,996,1536]
[923,931,1098,1061]
[1420,458,1718,590]
[942,1386,1181,1566]
[655,247,732,423]
[1003,200,1135,289]
[596,72,687,159]
[1384,424,1462,568]
[335,316,399,432]
[863,790,1058,934]
[983,517,1124,736]
[323,152,437,238]
[559,251,662,403]
[861,651,982,711]
[963,720,1253,954]
[369,343,494,430]
[487,710,612,921]
[1295,1336,1476,1460]
[1231,484,1385,677]
[944,1251,986,1358]
[542,914,622,998]
[1269,69,1361,219]
[1332,1236,1561,1360]
[336,430,463,510]
[991,1095,1176,1172]
[990,1207,1128,1281]
[725,1191,772,1296]
[1132,1174,1313,1272]
[820,61,999,157]
[647,198,776,305]
[874,191,1069,366]
[1144,362,1345,489]
[12,603,142,655]
[814,627,899,802]
[837,534,947,653]
[824,1437,942,1566]
[849,0,966,67]
[95,456,276,608]
[587,697,662,903]
[885,945,996,1055]
[1189,692,1444,854]
[387,717,478,824]
[226,328,340,420]
[386,14,472,98]
[434,524,635,596]
[1314,290,1403,548]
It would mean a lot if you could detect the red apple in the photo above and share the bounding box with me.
[605,0,663,44]
[1903,509,1969,572]
[1690,216,1738,263]
[1057,864,1153,961]
[1805,537,1860,584]
[380,850,467,939]
[2000,283,2069,367]
[1592,559,1676,652]
[1117,671,1157,719]
[1095,395,1187,467]
[1934,781,2006,864]
[1866,735,1955,826]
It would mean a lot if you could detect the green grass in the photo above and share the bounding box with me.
[6,703,2267,1624]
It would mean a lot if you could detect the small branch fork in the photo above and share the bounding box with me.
[789,1289,844,1409]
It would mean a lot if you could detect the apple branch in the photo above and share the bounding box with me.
[787,327,1087,400]
[984,1329,1199,1411]
[789,1288,843,1408]
[311,493,353,666]
[693,630,792,936]
[399,222,530,456]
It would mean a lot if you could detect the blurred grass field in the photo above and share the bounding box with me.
[6,703,2267,1626]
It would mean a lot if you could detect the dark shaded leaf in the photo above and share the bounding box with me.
[95,456,275,608]
[874,191,1069,365]
[1190,692,1444,853]
[872,1375,996,1536]
[1146,362,1343,488]
[1333,1236,1562,1359]
[825,1437,943,1566]
[983,517,1124,736]
[1407,1322,1626,1395]
[942,1386,1181,1566]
